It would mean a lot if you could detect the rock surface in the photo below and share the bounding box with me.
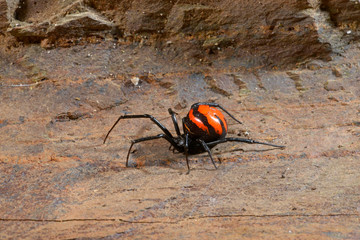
[321,0,360,27]
[0,0,360,239]
[2,0,360,68]
[0,0,347,68]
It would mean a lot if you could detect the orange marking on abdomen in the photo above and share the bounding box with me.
[189,108,209,134]
[197,105,227,136]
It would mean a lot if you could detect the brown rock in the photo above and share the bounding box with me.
[3,0,333,68]
[125,0,172,33]
[324,80,345,91]
[1,1,360,239]
[48,12,114,37]
[321,0,360,28]
[165,4,219,33]
[0,0,7,32]
[1,59,360,238]
[7,0,113,40]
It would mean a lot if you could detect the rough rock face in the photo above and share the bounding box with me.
[1,0,351,68]
[1,38,360,239]
[0,0,7,31]
[7,0,114,40]
[1,0,360,68]
[0,0,359,72]
[321,0,360,28]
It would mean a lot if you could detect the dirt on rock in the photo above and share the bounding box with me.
[1,0,360,239]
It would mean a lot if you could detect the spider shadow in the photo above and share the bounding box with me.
[126,140,284,171]
[125,142,230,172]
[104,131,283,173]
[125,139,186,170]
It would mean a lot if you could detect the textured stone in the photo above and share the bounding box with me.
[7,0,114,40]
[1,1,360,238]
[321,0,360,28]
[1,53,360,237]
[124,0,172,33]
[165,4,219,33]
[2,0,337,68]
[0,0,7,32]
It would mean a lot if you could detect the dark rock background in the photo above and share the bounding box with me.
[1,0,359,72]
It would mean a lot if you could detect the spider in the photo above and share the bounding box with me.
[103,102,285,173]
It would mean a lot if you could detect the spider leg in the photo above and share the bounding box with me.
[196,139,218,169]
[182,118,191,174]
[103,114,175,145]
[191,102,242,124]
[126,133,175,167]
[206,137,285,148]
[184,132,190,174]
[168,108,181,137]
[168,144,178,153]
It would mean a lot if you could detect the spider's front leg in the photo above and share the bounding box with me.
[168,108,181,137]
[103,114,175,145]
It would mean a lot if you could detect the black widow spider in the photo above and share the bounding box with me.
[103,102,285,173]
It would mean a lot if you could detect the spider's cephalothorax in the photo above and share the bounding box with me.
[103,102,284,173]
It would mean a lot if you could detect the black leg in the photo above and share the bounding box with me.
[126,134,171,167]
[191,102,242,124]
[196,139,218,169]
[103,114,175,145]
[206,137,285,148]
[168,108,181,136]
[182,118,191,174]
[184,133,190,174]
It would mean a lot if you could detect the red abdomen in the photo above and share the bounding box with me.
[184,104,227,142]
